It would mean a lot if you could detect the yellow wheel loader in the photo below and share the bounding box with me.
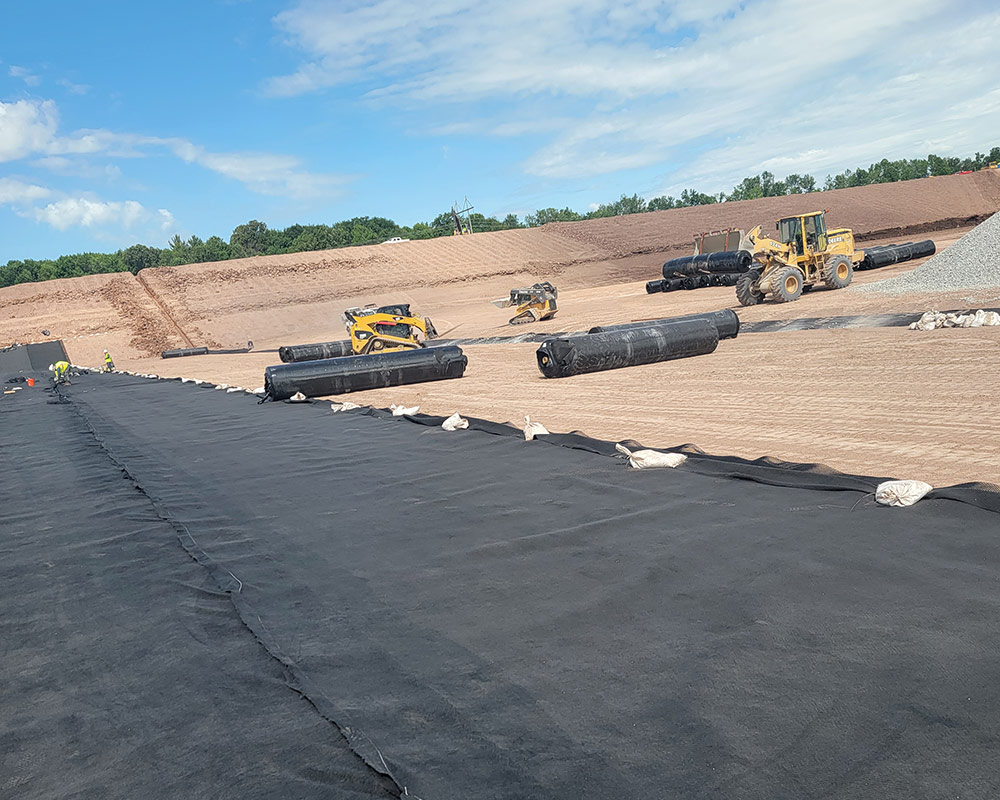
[341,304,438,354]
[490,282,559,325]
[735,211,864,305]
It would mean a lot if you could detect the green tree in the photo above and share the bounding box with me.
[121,243,161,274]
[230,220,269,257]
[501,213,522,229]
[525,207,583,226]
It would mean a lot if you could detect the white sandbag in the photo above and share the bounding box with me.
[391,403,420,416]
[875,479,933,507]
[615,443,687,469]
[288,391,308,403]
[226,387,244,393]
[910,309,1000,330]
[251,386,266,395]
[442,412,469,431]
[214,383,228,390]
[331,401,360,412]
[523,415,549,441]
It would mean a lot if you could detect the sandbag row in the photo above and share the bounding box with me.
[858,240,935,270]
[588,309,740,340]
[264,345,467,399]
[661,249,753,279]
[646,272,743,293]
[278,340,354,362]
[536,318,719,378]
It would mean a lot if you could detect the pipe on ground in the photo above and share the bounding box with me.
[264,345,467,399]
[161,347,209,359]
[588,308,740,340]
[536,319,719,378]
[278,340,354,363]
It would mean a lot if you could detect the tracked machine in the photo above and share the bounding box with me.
[341,304,439,353]
[736,211,863,305]
[491,282,559,325]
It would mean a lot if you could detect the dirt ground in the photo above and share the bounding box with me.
[4,171,1000,488]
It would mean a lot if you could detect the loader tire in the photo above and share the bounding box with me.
[735,271,764,306]
[772,267,803,303]
[823,255,854,289]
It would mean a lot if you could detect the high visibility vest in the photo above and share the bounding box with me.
[53,361,69,376]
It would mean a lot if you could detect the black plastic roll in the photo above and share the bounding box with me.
[588,308,739,340]
[662,250,752,279]
[860,239,935,270]
[278,340,354,363]
[663,278,684,292]
[645,279,665,294]
[537,319,719,378]
[161,347,210,359]
[264,345,467,399]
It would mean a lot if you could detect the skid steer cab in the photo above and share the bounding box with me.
[736,211,864,305]
[341,304,438,354]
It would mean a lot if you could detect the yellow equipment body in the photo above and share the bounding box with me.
[341,304,438,354]
[490,282,559,325]
[735,211,864,305]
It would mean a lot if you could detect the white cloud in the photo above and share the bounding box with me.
[0,99,60,161]
[28,198,148,231]
[0,97,347,199]
[8,65,40,87]
[57,78,90,95]
[0,177,51,204]
[265,0,1000,196]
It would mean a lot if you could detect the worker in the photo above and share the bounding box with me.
[50,360,70,384]
[103,349,115,372]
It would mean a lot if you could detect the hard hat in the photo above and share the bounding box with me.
[48,364,54,371]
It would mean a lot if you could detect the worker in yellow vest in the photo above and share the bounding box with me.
[50,361,70,384]
[103,349,115,372]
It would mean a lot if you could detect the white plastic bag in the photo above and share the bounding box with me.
[875,480,933,507]
[391,404,420,416]
[288,391,308,403]
[523,415,549,441]
[331,401,360,412]
[615,443,687,469]
[442,412,469,431]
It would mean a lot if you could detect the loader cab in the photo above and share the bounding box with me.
[777,212,828,256]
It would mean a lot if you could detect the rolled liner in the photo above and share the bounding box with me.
[645,279,665,294]
[537,318,718,378]
[662,250,752,279]
[860,239,935,270]
[161,346,210,359]
[265,345,467,399]
[278,340,354,363]
[588,308,739,340]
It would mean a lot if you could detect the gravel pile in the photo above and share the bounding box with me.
[857,210,1000,295]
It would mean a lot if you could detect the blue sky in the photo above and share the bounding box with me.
[1,0,998,262]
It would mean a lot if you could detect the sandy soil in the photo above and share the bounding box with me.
[4,171,999,487]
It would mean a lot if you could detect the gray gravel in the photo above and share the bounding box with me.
[856,210,1000,295]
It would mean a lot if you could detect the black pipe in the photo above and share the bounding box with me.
[278,340,354,363]
[588,308,740,340]
[536,319,719,378]
[662,250,752,279]
[264,345,467,399]
[161,347,209,359]
[645,279,665,294]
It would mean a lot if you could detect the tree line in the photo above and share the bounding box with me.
[3,146,997,289]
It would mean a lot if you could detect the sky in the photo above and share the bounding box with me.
[1,0,998,262]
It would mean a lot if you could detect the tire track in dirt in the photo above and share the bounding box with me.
[136,270,195,348]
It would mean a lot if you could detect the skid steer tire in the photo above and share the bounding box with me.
[735,271,764,306]
[823,255,854,289]
[772,267,803,303]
